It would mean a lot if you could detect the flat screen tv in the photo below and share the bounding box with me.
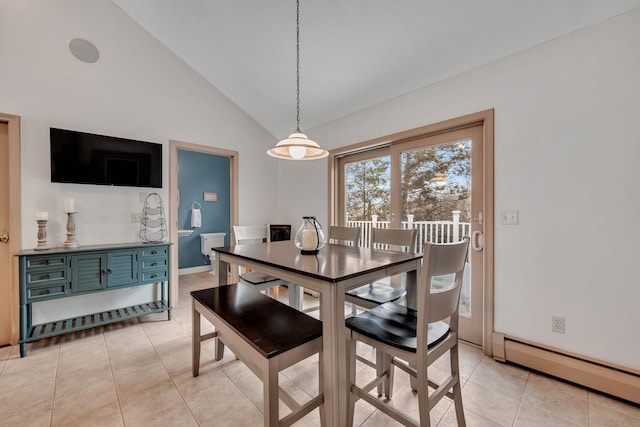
[50,128,162,188]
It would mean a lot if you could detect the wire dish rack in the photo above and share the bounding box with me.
[139,193,168,243]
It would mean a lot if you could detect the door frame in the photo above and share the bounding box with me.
[168,140,239,305]
[328,109,494,355]
[0,112,21,346]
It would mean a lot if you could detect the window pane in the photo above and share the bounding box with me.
[344,156,390,222]
[400,139,471,242]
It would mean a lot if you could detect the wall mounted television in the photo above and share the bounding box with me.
[50,128,162,188]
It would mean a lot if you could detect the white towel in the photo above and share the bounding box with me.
[191,208,201,228]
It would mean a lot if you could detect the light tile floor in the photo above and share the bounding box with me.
[1,272,639,426]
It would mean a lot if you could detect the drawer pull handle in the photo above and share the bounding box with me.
[101,269,107,275]
[43,274,50,279]
[40,289,50,295]
[44,260,49,265]
[150,250,157,255]
[106,269,112,274]
[150,262,157,266]
[150,274,157,279]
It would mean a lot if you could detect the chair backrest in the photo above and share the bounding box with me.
[232,225,269,245]
[329,226,361,247]
[371,228,417,252]
[419,238,470,325]
[269,224,291,242]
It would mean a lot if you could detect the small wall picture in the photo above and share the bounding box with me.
[203,192,218,202]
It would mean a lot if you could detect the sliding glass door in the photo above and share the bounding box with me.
[337,125,485,345]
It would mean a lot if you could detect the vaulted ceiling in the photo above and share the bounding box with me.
[112,0,640,138]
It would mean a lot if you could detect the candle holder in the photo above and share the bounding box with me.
[34,219,49,251]
[64,212,78,248]
[295,216,326,255]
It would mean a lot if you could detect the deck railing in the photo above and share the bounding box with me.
[346,211,470,252]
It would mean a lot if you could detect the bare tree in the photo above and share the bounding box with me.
[345,158,390,221]
[344,141,470,223]
[401,142,470,221]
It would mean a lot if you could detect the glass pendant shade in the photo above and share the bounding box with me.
[267,132,328,160]
[295,216,326,254]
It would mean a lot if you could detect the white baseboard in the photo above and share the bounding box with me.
[178,265,212,276]
[493,333,640,405]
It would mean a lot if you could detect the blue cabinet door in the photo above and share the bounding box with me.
[71,254,106,293]
[106,250,138,287]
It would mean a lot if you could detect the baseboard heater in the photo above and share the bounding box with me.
[492,333,640,405]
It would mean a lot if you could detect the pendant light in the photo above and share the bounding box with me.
[267,0,328,160]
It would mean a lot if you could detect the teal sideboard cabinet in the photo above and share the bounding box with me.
[16,242,171,357]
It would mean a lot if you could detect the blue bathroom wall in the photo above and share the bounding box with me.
[177,150,231,268]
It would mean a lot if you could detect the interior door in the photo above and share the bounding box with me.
[0,122,11,345]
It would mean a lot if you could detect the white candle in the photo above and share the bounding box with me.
[301,229,318,250]
[64,198,75,213]
[36,211,48,221]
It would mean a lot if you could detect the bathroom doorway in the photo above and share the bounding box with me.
[169,140,238,305]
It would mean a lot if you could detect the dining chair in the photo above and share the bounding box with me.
[345,237,470,427]
[345,227,417,315]
[232,224,287,299]
[328,225,361,247]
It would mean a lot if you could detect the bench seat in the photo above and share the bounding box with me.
[191,283,324,427]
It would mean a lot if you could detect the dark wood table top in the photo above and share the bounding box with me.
[213,241,422,283]
[191,283,322,359]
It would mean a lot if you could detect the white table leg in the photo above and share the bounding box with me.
[320,281,348,426]
[288,283,303,310]
[215,253,228,286]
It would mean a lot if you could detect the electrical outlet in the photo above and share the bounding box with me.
[131,213,142,224]
[552,316,565,334]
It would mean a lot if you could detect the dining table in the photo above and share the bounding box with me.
[212,240,423,427]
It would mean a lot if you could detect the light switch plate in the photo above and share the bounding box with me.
[501,209,519,225]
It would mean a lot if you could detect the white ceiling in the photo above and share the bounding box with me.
[112,0,640,138]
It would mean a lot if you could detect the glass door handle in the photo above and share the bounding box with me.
[471,230,484,251]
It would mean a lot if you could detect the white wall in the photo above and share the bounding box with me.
[0,0,280,322]
[3,1,638,368]
[286,10,640,369]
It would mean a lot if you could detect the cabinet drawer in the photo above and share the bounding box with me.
[26,256,66,269]
[141,258,168,271]
[140,247,168,259]
[27,284,66,301]
[26,269,67,286]
[141,269,168,283]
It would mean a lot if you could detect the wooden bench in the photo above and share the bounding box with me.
[191,283,324,427]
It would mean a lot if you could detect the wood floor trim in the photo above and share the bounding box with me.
[493,333,640,405]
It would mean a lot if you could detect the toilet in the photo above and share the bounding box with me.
[200,232,226,275]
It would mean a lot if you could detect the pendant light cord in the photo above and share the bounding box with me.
[295,0,301,133]
[266,0,328,159]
